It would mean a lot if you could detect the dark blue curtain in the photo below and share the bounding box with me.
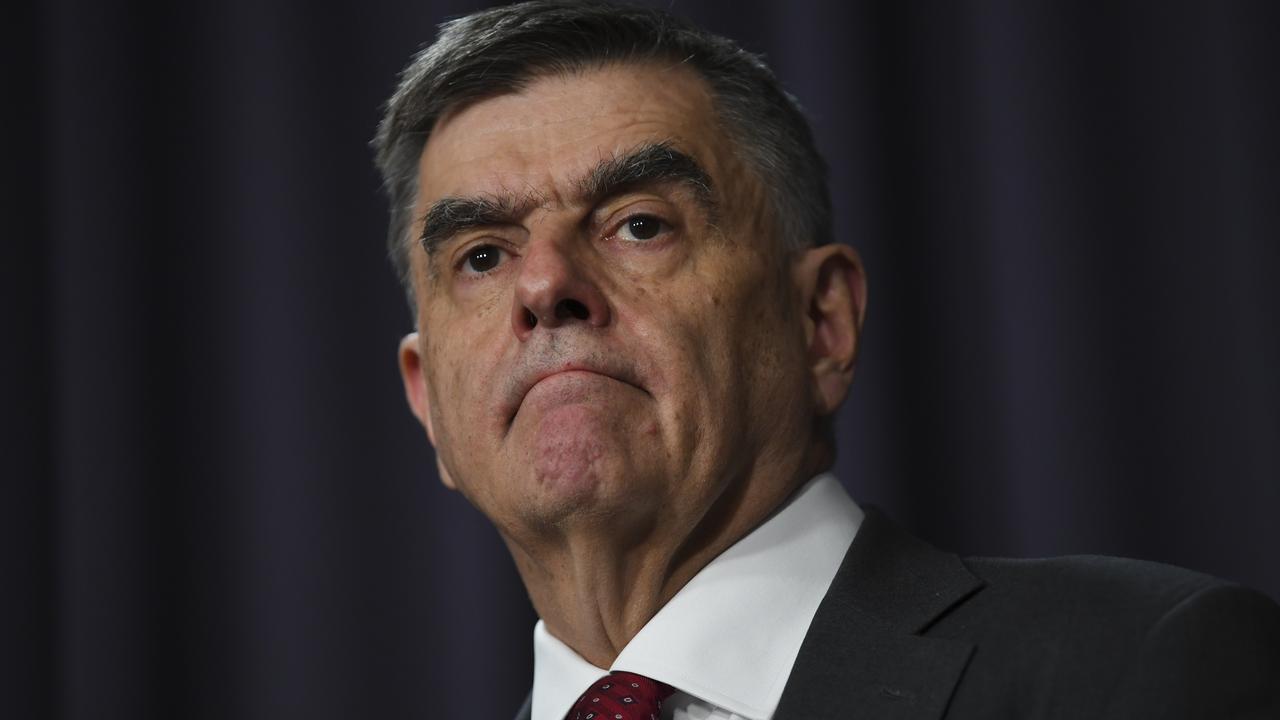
[7,1,1278,717]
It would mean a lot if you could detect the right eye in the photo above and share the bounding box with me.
[460,244,507,275]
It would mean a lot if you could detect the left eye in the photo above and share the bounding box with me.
[615,215,670,243]
[461,244,507,275]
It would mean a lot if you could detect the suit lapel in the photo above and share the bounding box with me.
[773,508,984,720]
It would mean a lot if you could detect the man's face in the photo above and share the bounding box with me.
[400,64,823,548]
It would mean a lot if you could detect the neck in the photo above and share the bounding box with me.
[511,535,694,667]
[504,447,830,668]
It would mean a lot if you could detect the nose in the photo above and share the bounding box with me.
[510,238,611,341]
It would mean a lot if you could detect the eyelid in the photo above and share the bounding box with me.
[453,238,515,278]
[611,214,673,244]
[600,199,678,241]
[444,224,522,260]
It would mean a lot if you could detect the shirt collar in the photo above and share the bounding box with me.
[531,473,863,720]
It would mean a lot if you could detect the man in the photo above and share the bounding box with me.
[374,2,1280,718]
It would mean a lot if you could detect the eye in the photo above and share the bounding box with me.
[460,244,507,275]
[613,214,671,243]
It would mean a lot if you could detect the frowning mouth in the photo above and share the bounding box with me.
[499,361,647,432]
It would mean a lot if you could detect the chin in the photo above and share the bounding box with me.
[496,401,663,531]
[530,428,613,510]
[522,452,656,534]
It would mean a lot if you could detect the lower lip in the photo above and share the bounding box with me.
[528,369,614,397]
[515,370,631,415]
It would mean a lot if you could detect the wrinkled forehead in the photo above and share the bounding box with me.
[415,63,737,210]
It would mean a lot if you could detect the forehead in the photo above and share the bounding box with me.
[417,63,728,205]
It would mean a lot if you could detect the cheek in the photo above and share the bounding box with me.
[422,323,489,428]
[628,276,752,408]
[707,260,802,396]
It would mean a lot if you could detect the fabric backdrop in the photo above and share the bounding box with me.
[7,1,1278,718]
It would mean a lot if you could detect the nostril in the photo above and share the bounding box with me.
[525,309,538,328]
[556,298,590,321]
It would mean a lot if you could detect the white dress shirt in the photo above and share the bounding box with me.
[531,473,864,720]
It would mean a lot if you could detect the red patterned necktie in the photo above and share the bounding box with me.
[564,671,675,720]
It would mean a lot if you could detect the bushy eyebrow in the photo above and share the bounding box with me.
[416,141,716,257]
[418,195,532,256]
[576,141,715,216]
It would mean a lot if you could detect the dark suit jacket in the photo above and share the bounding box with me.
[516,508,1280,719]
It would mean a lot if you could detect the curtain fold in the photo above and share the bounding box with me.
[8,1,1278,717]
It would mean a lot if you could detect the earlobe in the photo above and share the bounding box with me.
[794,244,868,415]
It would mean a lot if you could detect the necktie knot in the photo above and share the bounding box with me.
[565,671,674,720]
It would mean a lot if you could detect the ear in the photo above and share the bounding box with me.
[792,244,868,415]
[398,333,458,490]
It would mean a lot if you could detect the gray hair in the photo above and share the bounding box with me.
[372,0,832,308]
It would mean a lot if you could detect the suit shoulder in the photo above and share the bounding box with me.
[1104,580,1280,717]
[954,553,1280,643]
[935,555,1280,716]
[961,553,1232,615]
[931,553,1254,653]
